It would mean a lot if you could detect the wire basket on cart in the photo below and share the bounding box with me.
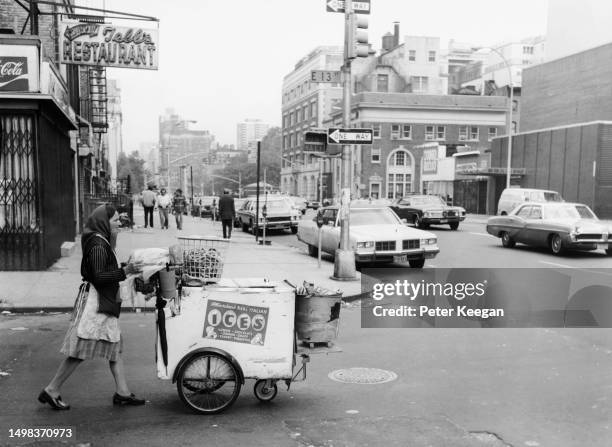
[177,236,230,286]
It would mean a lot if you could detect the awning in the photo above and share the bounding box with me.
[456,167,526,177]
[0,93,77,130]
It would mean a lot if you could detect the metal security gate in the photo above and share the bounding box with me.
[0,114,42,270]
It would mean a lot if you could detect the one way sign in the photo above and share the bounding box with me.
[326,0,371,14]
[327,128,373,145]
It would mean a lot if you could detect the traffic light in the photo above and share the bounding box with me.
[348,13,369,59]
[303,129,327,153]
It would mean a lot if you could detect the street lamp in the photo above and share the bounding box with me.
[484,46,514,189]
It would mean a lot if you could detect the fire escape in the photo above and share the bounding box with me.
[88,67,109,192]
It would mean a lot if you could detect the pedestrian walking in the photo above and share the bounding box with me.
[141,185,156,228]
[38,204,144,410]
[157,188,172,229]
[218,189,235,239]
[172,189,187,230]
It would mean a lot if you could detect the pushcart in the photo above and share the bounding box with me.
[154,277,312,414]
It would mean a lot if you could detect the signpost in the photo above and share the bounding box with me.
[327,128,373,145]
[316,212,325,268]
[311,70,341,83]
[326,0,371,14]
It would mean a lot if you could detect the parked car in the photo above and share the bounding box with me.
[236,196,300,234]
[297,204,439,268]
[288,196,308,215]
[199,196,219,218]
[233,198,246,227]
[486,202,612,256]
[389,195,466,230]
[497,188,563,215]
[306,200,321,210]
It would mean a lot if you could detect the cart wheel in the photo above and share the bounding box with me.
[176,352,241,414]
[254,380,278,402]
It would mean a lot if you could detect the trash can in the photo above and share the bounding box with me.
[294,282,343,347]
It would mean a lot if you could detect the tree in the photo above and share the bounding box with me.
[203,127,282,195]
[117,150,146,192]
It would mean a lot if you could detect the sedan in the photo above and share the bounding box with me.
[297,205,439,268]
[486,202,612,256]
[390,195,466,230]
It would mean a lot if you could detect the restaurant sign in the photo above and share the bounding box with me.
[59,21,158,70]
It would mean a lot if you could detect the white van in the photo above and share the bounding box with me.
[497,188,563,215]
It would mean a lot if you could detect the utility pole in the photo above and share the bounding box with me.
[333,0,357,281]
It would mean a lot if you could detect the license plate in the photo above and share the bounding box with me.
[598,243,608,251]
[439,219,447,223]
[393,255,408,264]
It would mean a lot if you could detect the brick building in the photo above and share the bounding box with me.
[0,1,79,269]
[325,92,507,206]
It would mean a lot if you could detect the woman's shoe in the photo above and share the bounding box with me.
[113,393,145,406]
[37,389,70,410]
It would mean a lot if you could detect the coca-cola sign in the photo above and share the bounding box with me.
[0,57,28,91]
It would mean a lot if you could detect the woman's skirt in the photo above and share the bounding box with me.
[60,283,123,361]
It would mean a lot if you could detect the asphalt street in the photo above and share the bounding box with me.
[2,306,612,447]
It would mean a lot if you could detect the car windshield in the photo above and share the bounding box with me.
[263,200,291,210]
[545,205,596,220]
[350,208,400,226]
[409,196,445,206]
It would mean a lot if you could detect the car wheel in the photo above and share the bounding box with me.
[501,232,516,248]
[413,215,424,229]
[307,244,318,257]
[291,227,298,235]
[449,222,459,231]
[409,259,425,268]
[500,211,508,216]
[549,233,564,255]
[606,248,612,256]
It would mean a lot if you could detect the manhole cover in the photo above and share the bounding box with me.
[328,368,397,384]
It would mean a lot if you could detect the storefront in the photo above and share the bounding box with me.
[0,36,78,270]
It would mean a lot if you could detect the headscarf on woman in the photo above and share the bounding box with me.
[82,203,117,254]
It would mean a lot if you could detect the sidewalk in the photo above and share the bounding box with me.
[0,209,362,311]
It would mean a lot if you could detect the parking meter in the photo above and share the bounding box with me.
[316,212,324,268]
[316,212,324,228]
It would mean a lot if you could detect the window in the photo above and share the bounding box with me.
[458,126,468,141]
[408,50,416,61]
[425,125,435,141]
[296,109,301,123]
[371,147,381,163]
[436,126,446,140]
[372,123,381,139]
[303,105,309,120]
[402,125,412,139]
[393,151,405,166]
[515,205,531,218]
[290,133,295,148]
[411,76,428,93]
[522,46,534,55]
[283,136,288,150]
[283,114,288,128]
[512,100,519,113]
[428,51,436,62]
[488,127,497,141]
[311,102,317,118]
[377,74,389,92]
[469,126,479,140]
[391,124,400,140]
[290,112,295,126]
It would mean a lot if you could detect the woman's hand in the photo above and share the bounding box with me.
[123,261,143,276]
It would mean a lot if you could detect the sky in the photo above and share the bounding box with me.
[82,0,550,154]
